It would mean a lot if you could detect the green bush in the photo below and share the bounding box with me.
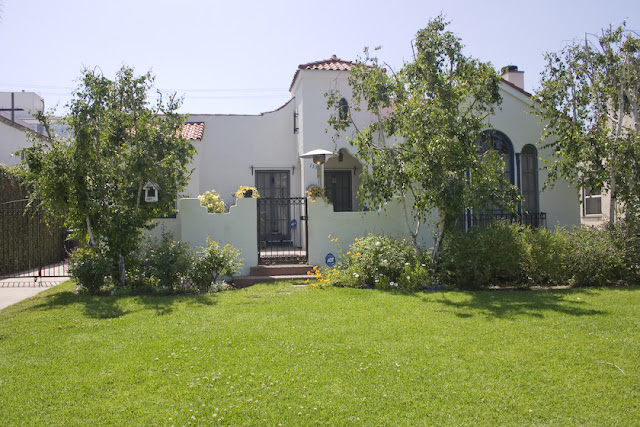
[563,226,629,287]
[438,221,529,288]
[523,226,571,285]
[346,234,418,284]
[324,234,439,291]
[438,221,637,289]
[132,232,195,294]
[608,220,640,283]
[69,248,115,294]
[190,238,243,293]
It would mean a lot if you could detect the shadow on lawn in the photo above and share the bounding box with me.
[423,289,606,319]
[31,289,217,319]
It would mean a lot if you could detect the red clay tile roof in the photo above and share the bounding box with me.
[181,122,205,140]
[298,55,354,71]
[289,55,355,91]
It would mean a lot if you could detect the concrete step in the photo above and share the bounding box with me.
[249,264,314,276]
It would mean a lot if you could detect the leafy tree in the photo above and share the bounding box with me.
[327,16,520,259]
[534,23,640,224]
[20,66,196,287]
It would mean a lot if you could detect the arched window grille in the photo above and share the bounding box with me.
[521,144,539,213]
[338,98,349,125]
[479,130,514,186]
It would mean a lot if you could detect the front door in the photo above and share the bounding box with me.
[324,170,352,212]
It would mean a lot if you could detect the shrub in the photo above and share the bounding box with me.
[69,248,115,294]
[563,225,629,287]
[523,226,571,285]
[340,234,420,288]
[438,221,529,288]
[190,238,243,293]
[608,220,640,283]
[133,232,195,294]
[198,189,226,213]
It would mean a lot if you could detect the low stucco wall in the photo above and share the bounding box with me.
[307,199,436,268]
[179,198,258,275]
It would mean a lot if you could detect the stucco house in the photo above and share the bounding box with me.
[151,56,579,276]
[0,92,46,166]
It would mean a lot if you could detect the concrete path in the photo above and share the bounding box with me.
[0,277,70,310]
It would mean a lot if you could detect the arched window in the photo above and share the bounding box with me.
[479,130,514,185]
[521,145,539,213]
[338,98,349,125]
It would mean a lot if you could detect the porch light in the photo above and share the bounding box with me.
[300,149,334,187]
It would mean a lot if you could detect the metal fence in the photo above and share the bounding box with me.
[459,211,547,230]
[0,200,70,279]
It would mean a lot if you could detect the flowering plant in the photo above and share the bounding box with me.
[198,190,226,213]
[306,185,328,202]
[233,186,260,198]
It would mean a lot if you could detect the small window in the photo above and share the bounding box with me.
[583,186,602,216]
[338,98,350,125]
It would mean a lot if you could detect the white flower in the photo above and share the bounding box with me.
[353,273,359,278]
[380,259,389,267]
[406,276,411,280]
[405,262,410,266]
[390,281,398,287]
[375,241,381,246]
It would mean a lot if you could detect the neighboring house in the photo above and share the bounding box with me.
[153,56,579,273]
[580,186,611,227]
[0,92,46,166]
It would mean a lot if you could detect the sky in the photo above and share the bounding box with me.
[1,0,638,116]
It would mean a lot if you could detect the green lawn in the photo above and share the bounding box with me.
[1,282,638,425]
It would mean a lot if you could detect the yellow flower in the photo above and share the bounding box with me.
[347,251,351,255]
[356,252,361,257]
[328,234,332,239]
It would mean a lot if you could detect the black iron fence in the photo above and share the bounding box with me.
[257,197,308,264]
[459,211,547,230]
[0,200,69,279]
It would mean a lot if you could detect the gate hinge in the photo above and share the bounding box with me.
[300,216,308,220]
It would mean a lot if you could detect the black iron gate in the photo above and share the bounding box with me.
[0,200,70,280]
[257,197,308,264]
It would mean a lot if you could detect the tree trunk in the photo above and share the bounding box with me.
[118,253,126,287]
[432,210,447,262]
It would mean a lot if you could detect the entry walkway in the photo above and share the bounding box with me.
[0,277,70,310]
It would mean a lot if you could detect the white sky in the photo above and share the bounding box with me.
[1,0,638,115]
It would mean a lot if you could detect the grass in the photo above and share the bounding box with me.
[1,281,639,425]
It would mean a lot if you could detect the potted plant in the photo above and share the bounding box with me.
[233,186,260,199]
[306,185,328,202]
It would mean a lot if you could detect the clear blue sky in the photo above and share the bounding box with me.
[1,0,638,115]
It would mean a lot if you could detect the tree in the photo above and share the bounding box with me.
[534,23,640,224]
[20,66,196,286]
[327,16,520,259]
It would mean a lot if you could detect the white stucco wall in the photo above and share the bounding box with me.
[489,85,580,229]
[0,118,31,166]
[176,198,258,275]
[307,198,436,268]
[292,69,376,192]
[184,101,300,205]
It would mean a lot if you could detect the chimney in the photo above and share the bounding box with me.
[501,65,524,91]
